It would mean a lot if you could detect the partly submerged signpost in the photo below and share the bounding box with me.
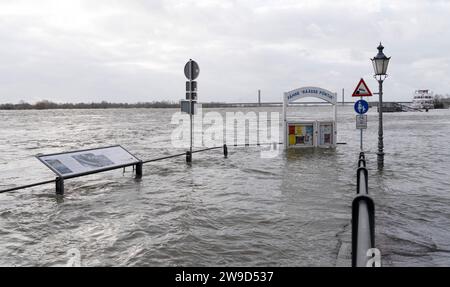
[37,145,142,195]
[182,59,200,163]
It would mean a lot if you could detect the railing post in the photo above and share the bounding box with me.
[223,144,228,158]
[186,151,192,163]
[135,161,143,179]
[55,177,64,195]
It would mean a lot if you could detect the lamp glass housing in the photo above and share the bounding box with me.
[371,43,390,76]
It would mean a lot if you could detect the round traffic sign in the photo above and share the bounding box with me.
[354,99,369,114]
[184,60,200,80]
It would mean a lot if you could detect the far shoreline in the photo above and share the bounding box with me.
[2,100,439,110]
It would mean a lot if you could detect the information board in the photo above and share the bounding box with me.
[319,123,333,145]
[37,145,140,178]
[288,123,314,146]
[356,115,368,129]
[180,100,196,114]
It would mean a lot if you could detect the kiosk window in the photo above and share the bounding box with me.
[319,124,332,145]
[288,124,313,146]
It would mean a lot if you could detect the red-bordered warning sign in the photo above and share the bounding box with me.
[352,78,372,97]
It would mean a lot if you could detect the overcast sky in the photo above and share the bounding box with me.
[0,0,449,103]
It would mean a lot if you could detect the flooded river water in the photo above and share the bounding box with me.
[0,106,449,266]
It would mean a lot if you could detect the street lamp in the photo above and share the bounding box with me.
[371,43,391,170]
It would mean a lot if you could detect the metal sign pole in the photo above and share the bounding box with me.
[183,59,199,163]
[360,96,363,151]
[189,60,193,162]
[360,128,363,151]
[353,79,370,152]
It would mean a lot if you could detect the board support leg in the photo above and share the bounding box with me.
[56,177,64,196]
[135,161,143,179]
[186,151,192,163]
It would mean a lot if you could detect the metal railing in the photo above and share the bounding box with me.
[0,179,57,194]
[352,152,377,267]
[0,142,282,195]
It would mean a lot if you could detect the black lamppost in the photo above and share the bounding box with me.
[371,43,391,170]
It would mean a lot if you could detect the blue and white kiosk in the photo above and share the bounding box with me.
[283,87,337,149]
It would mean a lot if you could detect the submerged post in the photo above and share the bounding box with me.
[186,151,192,163]
[223,144,228,158]
[55,177,64,195]
[135,161,143,179]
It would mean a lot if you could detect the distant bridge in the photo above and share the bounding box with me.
[367,102,422,112]
[199,101,413,109]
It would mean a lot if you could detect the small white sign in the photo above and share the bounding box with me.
[180,100,196,115]
[356,115,367,129]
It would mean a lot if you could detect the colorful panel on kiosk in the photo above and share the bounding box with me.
[289,134,296,145]
[289,125,295,135]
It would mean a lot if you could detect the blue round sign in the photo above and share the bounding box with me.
[354,100,369,114]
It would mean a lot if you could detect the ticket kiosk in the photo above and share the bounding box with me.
[283,87,337,149]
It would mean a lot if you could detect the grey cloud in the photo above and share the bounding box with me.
[0,0,449,104]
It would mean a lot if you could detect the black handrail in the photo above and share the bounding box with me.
[191,146,222,154]
[352,152,377,267]
[0,179,56,194]
[142,152,187,164]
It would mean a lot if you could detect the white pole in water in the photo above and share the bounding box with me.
[334,93,338,146]
[282,92,287,149]
[258,89,261,106]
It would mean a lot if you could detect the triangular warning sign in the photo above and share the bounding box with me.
[352,78,372,97]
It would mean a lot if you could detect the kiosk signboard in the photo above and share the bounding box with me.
[283,86,337,149]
